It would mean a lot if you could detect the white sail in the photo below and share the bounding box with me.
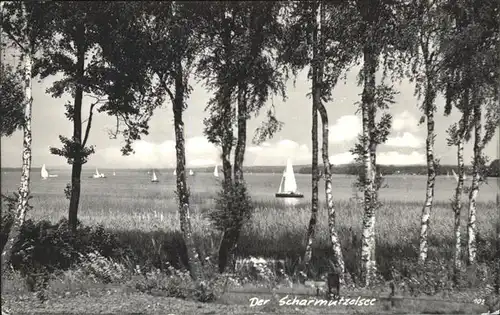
[281,159,298,193]
[189,169,194,176]
[152,170,158,182]
[213,165,219,177]
[452,169,459,183]
[173,169,177,176]
[277,170,286,193]
[41,164,49,179]
[113,171,116,176]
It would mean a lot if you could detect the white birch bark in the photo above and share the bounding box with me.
[1,48,33,276]
[418,87,436,265]
[467,97,481,265]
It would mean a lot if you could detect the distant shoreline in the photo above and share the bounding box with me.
[2,164,497,177]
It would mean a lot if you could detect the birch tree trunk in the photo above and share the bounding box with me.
[173,61,203,281]
[360,43,377,287]
[303,0,320,270]
[318,103,345,278]
[68,25,85,233]
[218,85,247,274]
[1,51,33,276]
[418,83,437,265]
[453,135,465,279]
[467,94,481,265]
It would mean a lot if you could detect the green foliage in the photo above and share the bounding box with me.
[0,63,24,137]
[490,159,500,177]
[208,181,253,234]
[0,206,131,291]
[50,135,95,165]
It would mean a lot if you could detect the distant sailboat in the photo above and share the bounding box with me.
[213,165,219,178]
[189,169,194,176]
[452,169,459,182]
[446,171,450,178]
[151,170,159,183]
[173,169,177,176]
[41,164,58,179]
[41,164,49,179]
[275,159,303,199]
[92,168,106,178]
[113,171,116,176]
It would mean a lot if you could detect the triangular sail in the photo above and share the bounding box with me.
[41,164,49,179]
[173,169,176,175]
[278,170,286,193]
[213,165,219,177]
[152,170,158,182]
[452,169,459,182]
[189,169,194,176]
[95,168,100,176]
[282,159,298,193]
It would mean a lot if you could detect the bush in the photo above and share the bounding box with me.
[207,181,253,233]
[0,198,133,291]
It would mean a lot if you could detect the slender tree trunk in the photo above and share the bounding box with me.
[1,51,33,276]
[303,0,320,271]
[218,84,247,274]
[173,62,203,281]
[452,93,470,282]
[318,103,345,278]
[418,84,437,265]
[68,28,85,233]
[360,43,377,287]
[233,84,247,184]
[467,93,481,265]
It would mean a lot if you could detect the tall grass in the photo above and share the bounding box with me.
[21,190,497,281]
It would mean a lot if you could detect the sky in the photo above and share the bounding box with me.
[1,60,498,169]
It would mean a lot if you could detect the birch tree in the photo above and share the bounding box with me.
[0,0,55,278]
[404,0,450,265]
[351,0,406,286]
[198,1,286,273]
[461,0,500,266]
[441,0,499,275]
[131,1,205,280]
[280,0,358,276]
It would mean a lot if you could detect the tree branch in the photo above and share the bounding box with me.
[81,102,97,148]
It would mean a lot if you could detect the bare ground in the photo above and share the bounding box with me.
[2,286,492,315]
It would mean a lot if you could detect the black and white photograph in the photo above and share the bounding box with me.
[1,1,499,314]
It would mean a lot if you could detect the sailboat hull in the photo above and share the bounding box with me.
[275,193,304,198]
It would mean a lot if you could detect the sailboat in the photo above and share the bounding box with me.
[173,169,177,176]
[452,169,459,182]
[151,170,159,183]
[275,159,304,198]
[41,164,58,179]
[41,164,49,179]
[213,165,219,178]
[113,171,116,176]
[189,169,194,176]
[92,168,106,178]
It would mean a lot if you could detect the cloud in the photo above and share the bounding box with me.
[329,152,356,165]
[329,115,361,143]
[377,151,425,165]
[392,111,420,132]
[101,137,312,167]
[385,132,424,148]
[244,139,311,165]
[328,150,425,165]
[101,136,219,168]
